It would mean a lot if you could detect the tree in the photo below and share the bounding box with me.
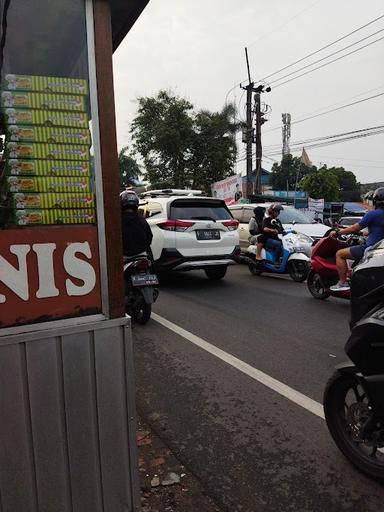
[118,146,141,189]
[269,154,314,191]
[191,103,238,192]
[300,168,340,201]
[325,166,361,201]
[130,90,238,190]
[131,90,195,188]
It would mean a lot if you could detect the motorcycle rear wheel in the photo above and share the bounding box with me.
[132,301,151,324]
[307,270,331,299]
[324,371,384,481]
[288,260,309,282]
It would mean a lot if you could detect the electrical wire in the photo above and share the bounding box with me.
[265,125,384,150]
[272,35,384,89]
[265,129,384,156]
[264,90,384,133]
[258,13,384,83]
[269,28,384,86]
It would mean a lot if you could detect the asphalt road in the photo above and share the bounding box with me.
[133,264,384,512]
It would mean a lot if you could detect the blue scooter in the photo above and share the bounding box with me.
[246,229,310,282]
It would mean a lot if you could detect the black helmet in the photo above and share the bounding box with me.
[120,190,139,210]
[373,187,384,209]
[270,203,284,212]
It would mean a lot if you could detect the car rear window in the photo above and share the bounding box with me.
[170,200,232,221]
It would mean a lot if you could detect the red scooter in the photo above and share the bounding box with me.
[307,235,360,300]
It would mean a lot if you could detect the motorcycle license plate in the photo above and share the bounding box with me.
[196,229,220,240]
[131,274,159,286]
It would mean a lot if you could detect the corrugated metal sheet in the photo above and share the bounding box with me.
[0,318,139,512]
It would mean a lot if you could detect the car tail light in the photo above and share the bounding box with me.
[158,220,195,232]
[134,258,150,272]
[222,219,239,231]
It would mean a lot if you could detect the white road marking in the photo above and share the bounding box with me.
[152,313,325,420]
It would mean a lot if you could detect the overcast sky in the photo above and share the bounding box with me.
[113,0,384,184]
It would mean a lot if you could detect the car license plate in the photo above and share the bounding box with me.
[131,274,159,286]
[196,229,220,240]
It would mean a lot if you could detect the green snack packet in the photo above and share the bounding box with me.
[5,142,90,161]
[5,159,91,177]
[13,208,96,225]
[7,125,91,145]
[11,192,95,209]
[1,91,86,112]
[5,176,91,193]
[3,108,89,128]
[2,74,88,95]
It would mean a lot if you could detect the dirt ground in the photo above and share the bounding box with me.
[137,416,222,512]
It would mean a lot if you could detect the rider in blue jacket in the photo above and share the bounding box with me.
[330,187,384,291]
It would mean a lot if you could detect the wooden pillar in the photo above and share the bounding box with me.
[93,0,125,318]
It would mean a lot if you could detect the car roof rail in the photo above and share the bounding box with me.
[141,189,205,198]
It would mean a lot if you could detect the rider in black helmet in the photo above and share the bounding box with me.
[120,190,153,257]
[330,187,384,292]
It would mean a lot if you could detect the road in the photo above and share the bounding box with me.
[133,265,384,512]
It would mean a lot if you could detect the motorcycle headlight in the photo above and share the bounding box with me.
[296,233,313,244]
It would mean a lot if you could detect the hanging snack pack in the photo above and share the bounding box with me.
[13,209,95,226]
[5,159,91,177]
[10,192,95,209]
[5,176,91,193]
[3,108,89,128]
[5,142,90,161]
[1,91,86,112]
[2,74,89,95]
[7,125,91,145]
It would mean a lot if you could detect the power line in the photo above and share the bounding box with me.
[264,125,384,149]
[265,129,384,156]
[269,28,384,86]
[272,35,384,89]
[257,13,384,83]
[264,92,384,133]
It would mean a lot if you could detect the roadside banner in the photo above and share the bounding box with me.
[307,197,324,221]
[211,174,243,205]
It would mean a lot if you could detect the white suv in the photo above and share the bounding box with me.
[139,194,240,280]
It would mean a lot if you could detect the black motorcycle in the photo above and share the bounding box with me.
[323,239,384,480]
[123,252,159,324]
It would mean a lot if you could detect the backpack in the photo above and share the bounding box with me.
[248,217,259,236]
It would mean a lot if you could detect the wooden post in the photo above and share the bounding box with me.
[93,0,125,318]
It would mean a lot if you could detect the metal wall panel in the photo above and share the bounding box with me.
[0,318,137,512]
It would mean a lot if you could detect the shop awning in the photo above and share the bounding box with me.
[111,0,150,51]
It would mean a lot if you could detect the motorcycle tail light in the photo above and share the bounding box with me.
[134,258,150,272]
[222,219,239,231]
[158,220,195,232]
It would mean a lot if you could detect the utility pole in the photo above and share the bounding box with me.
[245,83,254,199]
[241,48,271,199]
[243,48,254,200]
[254,92,262,195]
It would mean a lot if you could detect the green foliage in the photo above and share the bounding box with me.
[300,168,340,201]
[269,154,314,191]
[325,166,361,201]
[130,90,238,191]
[118,146,141,190]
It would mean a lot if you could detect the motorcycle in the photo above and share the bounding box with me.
[123,252,159,324]
[323,239,384,481]
[307,233,364,300]
[246,229,311,282]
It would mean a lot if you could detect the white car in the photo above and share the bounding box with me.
[139,193,240,280]
[228,203,329,251]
